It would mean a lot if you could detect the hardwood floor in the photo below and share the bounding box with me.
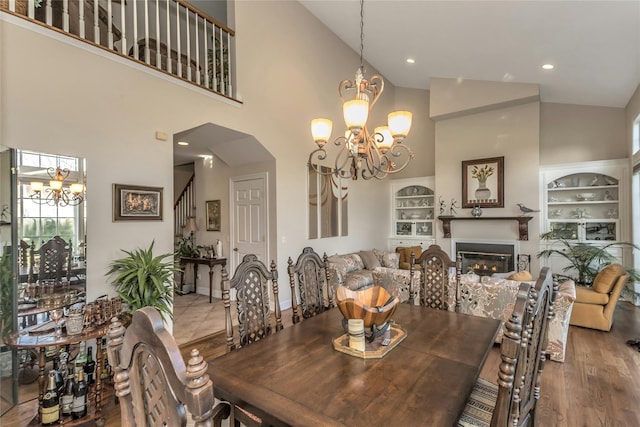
[2,301,638,426]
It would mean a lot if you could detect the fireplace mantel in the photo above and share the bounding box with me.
[438,216,533,240]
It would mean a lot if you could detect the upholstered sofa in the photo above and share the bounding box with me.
[326,249,420,304]
[441,274,576,363]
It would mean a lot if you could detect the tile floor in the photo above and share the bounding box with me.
[172,292,230,346]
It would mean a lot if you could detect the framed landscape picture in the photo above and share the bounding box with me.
[113,184,163,221]
[206,200,221,231]
[462,156,504,208]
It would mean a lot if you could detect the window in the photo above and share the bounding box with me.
[17,150,86,257]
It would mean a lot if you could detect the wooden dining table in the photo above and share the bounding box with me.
[208,304,501,427]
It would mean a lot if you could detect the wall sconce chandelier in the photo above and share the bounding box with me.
[30,167,85,207]
[309,0,414,180]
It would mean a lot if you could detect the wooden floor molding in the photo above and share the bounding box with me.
[2,302,639,426]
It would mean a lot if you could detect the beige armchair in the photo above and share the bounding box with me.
[569,263,629,331]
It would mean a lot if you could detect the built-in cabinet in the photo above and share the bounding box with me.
[389,177,436,250]
[539,159,631,270]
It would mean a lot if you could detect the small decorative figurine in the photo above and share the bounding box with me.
[449,199,459,217]
[439,196,446,216]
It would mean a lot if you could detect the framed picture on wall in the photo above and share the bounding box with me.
[113,184,163,221]
[462,156,504,208]
[206,200,221,231]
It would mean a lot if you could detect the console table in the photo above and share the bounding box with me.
[438,216,533,240]
[179,257,227,303]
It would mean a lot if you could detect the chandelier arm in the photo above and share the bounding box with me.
[338,79,356,103]
[308,148,336,176]
[367,74,384,109]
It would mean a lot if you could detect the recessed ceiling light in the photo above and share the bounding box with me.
[541,64,554,70]
[177,141,189,146]
[406,58,415,64]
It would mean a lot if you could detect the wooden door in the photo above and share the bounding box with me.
[230,174,267,272]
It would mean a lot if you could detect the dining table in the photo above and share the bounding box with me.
[208,304,501,427]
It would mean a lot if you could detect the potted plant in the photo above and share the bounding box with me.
[537,232,639,286]
[106,241,176,322]
[174,235,200,261]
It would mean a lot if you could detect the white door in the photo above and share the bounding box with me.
[230,174,268,272]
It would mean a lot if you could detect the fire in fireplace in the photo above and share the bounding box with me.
[454,241,516,277]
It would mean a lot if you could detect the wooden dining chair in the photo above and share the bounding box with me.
[287,247,332,324]
[28,235,71,284]
[107,307,230,427]
[415,244,462,312]
[458,267,556,427]
[221,254,284,426]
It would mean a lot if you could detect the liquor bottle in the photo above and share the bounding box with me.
[84,346,95,385]
[61,371,76,418]
[72,370,88,419]
[41,371,60,425]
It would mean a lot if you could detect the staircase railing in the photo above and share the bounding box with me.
[174,173,195,237]
[1,0,236,99]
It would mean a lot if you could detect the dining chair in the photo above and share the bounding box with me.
[287,247,332,324]
[415,244,461,312]
[28,235,72,284]
[458,267,556,427]
[221,254,284,426]
[106,307,230,427]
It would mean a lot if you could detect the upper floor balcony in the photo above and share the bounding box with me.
[1,0,236,100]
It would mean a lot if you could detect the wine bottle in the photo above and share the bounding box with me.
[84,346,95,385]
[41,371,60,425]
[75,342,86,374]
[52,357,65,394]
[72,370,88,419]
[61,371,76,417]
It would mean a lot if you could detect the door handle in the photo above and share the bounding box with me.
[233,248,238,252]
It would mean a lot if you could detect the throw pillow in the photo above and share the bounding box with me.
[592,264,624,294]
[507,271,533,281]
[359,250,381,270]
[491,271,516,279]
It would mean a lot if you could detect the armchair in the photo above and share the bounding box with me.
[570,263,629,331]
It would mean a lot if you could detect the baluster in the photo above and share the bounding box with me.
[107,0,113,49]
[175,2,182,78]
[203,20,209,89]
[218,27,224,94]
[8,0,15,13]
[132,0,138,59]
[62,0,69,32]
[185,7,191,81]
[93,0,99,44]
[143,0,149,64]
[78,0,85,39]
[194,13,200,85]
[120,0,126,55]
[155,0,160,69]
[226,30,232,96]
[45,0,52,25]
[27,0,34,18]
[165,0,171,74]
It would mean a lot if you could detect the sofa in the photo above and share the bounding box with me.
[441,274,576,363]
[326,249,420,304]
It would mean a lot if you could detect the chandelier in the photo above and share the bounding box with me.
[309,0,413,180]
[30,167,85,207]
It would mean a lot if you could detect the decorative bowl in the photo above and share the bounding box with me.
[336,285,399,334]
[576,193,596,201]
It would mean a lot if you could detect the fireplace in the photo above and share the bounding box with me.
[453,240,518,277]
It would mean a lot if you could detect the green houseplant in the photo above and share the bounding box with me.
[106,241,176,322]
[537,231,639,286]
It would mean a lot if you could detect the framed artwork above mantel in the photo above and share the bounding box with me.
[462,156,504,208]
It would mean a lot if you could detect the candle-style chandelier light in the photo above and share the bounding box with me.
[308,0,414,180]
[30,167,85,207]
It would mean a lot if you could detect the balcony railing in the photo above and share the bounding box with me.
[1,0,235,99]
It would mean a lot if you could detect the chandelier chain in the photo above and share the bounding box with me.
[359,0,364,67]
